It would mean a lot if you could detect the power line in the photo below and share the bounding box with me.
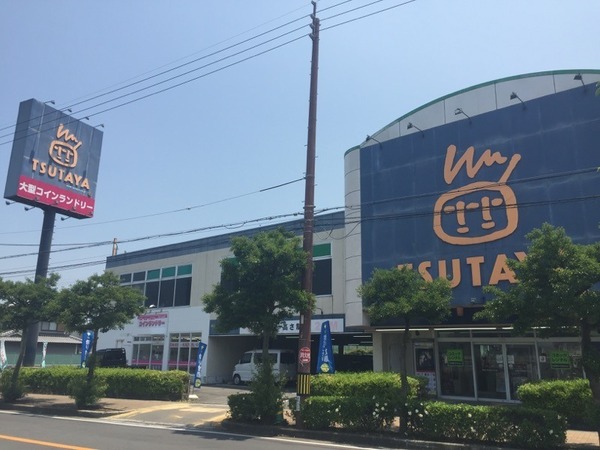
[2,188,599,279]
[0,0,419,147]
[0,175,306,238]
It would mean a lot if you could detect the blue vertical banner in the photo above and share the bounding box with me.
[317,320,335,374]
[80,331,94,368]
[193,342,207,389]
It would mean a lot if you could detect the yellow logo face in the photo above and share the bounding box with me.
[49,124,82,168]
[433,145,521,245]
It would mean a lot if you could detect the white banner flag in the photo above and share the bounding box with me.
[0,339,7,369]
[42,341,48,368]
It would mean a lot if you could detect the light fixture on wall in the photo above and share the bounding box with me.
[510,92,526,109]
[574,73,585,86]
[407,122,424,137]
[454,107,471,123]
[365,134,382,147]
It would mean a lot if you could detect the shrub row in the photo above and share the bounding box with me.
[407,401,567,449]
[15,366,189,401]
[292,397,566,448]
[310,372,427,399]
[517,378,598,428]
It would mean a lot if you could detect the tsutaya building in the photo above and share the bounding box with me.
[100,70,600,402]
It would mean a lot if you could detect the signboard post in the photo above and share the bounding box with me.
[4,99,103,366]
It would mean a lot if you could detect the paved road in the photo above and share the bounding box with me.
[0,411,363,450]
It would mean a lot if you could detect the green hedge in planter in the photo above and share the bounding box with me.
[311,372,425,399]
[517,378,597,428]
[17,367,188,401]
[407,401,567,449]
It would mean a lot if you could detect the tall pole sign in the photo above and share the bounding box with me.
[296,1,319,428]
[4,99,103,366]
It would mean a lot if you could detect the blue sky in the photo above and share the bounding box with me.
[1,0,599,288]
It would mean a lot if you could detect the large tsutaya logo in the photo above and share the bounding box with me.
[434,144,521,245]
[30,124,91,191]
[403,145,525,288]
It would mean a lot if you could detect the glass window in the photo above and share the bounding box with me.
[537,341,583,380]
[133,271,146,282]
[177,264,192,276]
[159,279,175,308]
[131,283,145,295]
[439,342,475,398]
[41,321,57,331]
[145,281,159,308]
[147,269,160,280]
[313,259,332,296]
[313,243,331,258]
[119,273,132,284]
[162,267,176,278]
[174,277,192,306]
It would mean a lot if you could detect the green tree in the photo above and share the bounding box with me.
[477,223,600,438]
[51,272,146,407]
[0,274,59,401]
[202,228,314,423]
[358,266,452,434]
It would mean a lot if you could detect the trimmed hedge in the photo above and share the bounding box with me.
[407,401,567,449]
[284,373,568,449]
[517,378,597,428]
[16,367,189,401]
[311,372,426,399]
[293,395,396,431]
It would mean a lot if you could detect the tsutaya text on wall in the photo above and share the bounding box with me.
[402,144,525,289]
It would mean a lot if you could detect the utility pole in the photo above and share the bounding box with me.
[296,1,319,428]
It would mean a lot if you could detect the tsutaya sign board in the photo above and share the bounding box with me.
[358,72,600,306]
[4,99,103,218]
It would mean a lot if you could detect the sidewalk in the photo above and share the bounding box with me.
[0,392,597,449]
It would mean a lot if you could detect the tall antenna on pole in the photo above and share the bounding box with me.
[296,0,320,428]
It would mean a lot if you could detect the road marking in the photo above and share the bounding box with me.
[192,412,228,426]
[0,434,96,450]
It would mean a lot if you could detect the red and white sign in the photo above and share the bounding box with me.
[136,312,169,334]
[299,346,311,364]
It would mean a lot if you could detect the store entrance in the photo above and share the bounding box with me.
[474,343,537,401]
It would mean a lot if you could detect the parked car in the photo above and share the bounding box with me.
[232,349,296,385]
[95,348,127,368]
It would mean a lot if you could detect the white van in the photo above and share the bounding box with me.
[232,349,296,385]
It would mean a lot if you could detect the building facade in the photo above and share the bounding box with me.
[100,70,600,402]
[345,69,600,401]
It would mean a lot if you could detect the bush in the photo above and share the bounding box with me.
[287,372,424,433]
[228,393,261,422]
[517,378,597,428]
[68,374,107,409]
[407,401,567,449]
[17,366,189,401]
[292,395,396,432]
[228,363,285,424]
[0,369,25,402]
[20,366,77,395]
[311,372,423,400]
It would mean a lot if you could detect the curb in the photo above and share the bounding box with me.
[0,402,125,419]
[218,420,515,450]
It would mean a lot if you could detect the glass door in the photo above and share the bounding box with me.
[474,343,538,401]
[506,344,538,400]
[474,344,506,400]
